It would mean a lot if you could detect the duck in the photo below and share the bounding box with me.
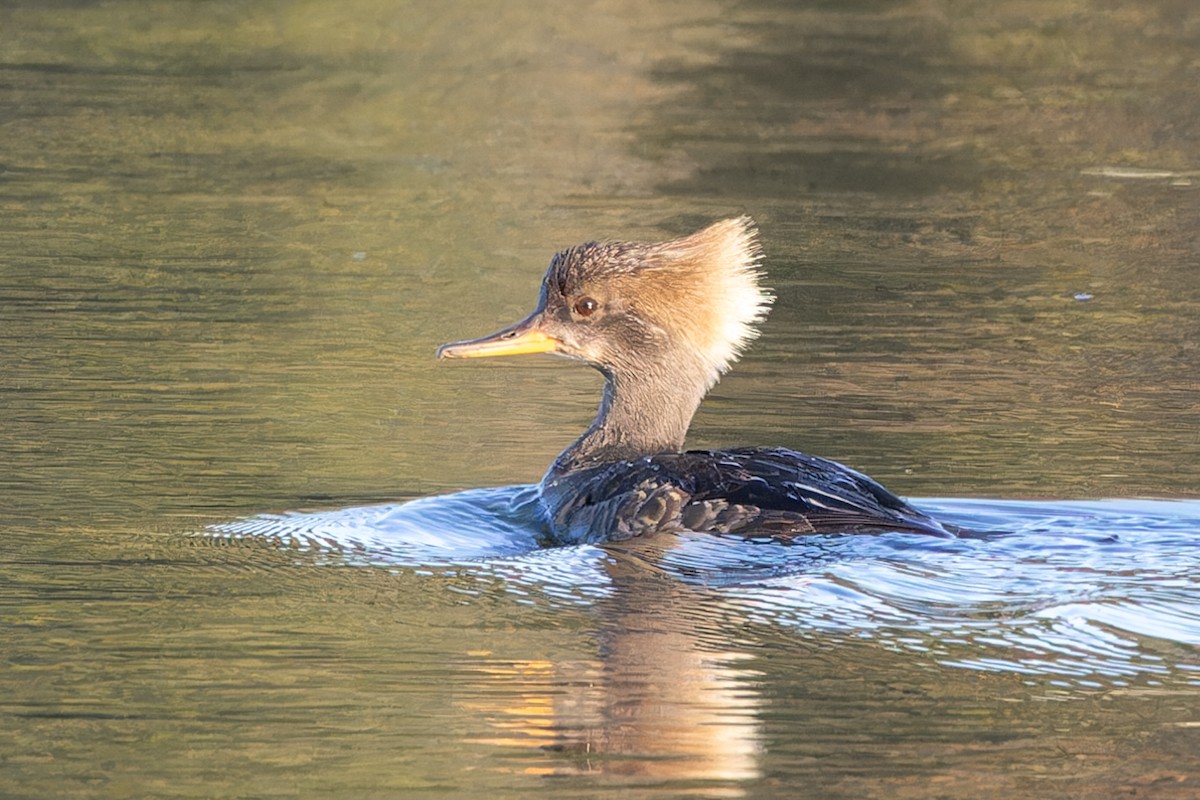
[437,217,953,545]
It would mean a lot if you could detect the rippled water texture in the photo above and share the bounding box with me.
[215,493,1200,684]
[3,0,1200,798]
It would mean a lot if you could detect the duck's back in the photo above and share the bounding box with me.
[538,446,951,545]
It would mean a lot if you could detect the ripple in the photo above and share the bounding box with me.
[207,493,1200,686]
[210,486,545,564]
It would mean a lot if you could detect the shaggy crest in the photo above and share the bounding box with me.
[634,216,773,387]
[440,217,776,464]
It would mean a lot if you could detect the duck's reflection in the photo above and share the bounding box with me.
[460,537,762,792]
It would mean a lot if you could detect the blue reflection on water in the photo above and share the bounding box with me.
[211,492,1200,684]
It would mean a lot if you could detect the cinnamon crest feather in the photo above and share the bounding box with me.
[545,216,773,388]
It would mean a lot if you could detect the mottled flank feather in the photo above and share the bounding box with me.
[542,447,952,546]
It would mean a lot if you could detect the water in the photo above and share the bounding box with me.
[3,0,1200,797]
[213,493,1200,681]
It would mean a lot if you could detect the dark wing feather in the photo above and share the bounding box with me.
[539,446,951,545]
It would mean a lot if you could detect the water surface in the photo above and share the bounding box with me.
[2,1,1199,797]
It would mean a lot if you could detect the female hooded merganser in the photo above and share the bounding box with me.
[437,217,951,545]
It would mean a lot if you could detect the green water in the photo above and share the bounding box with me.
[2,1,1199,797]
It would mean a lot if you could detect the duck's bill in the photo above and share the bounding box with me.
[436,318,559,359]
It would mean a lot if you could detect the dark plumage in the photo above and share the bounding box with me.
[540,447,949,545]
[438,217,951,545]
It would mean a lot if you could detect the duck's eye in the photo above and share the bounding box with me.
[572,296,599,318]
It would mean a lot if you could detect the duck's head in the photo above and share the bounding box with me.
[437,217,773,391]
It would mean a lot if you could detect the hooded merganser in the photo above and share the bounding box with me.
[437,217,951,545]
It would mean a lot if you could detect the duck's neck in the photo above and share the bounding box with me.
[549,364,709,474]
